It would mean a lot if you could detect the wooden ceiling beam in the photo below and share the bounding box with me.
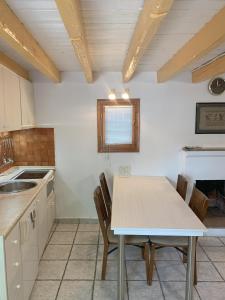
[0,0,60,83]
[157,6,225,83]
[0,50,30,81]
[192,54,225,83]
[55,0,93,83]
[122,0,174,82]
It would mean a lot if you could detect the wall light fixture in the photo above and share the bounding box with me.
[108,89,116,100]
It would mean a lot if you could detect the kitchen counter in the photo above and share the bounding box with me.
[0,166,55,238]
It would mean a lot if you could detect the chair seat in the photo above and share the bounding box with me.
[149,236,188,247]
[108,229,148,244]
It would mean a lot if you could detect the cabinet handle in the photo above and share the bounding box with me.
[16,284,21,289]
[30,210,36,228]
[48,176,55,182]
[13,262,20,267]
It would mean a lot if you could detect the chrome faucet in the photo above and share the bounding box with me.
[0,137,14,167]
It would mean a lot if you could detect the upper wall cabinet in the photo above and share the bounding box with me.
[0,65,35,132]
[2,66,21,131]
[20,78,35,128]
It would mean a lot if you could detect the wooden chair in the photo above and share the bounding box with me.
[99,172,112,219]
[176,174,188,200]
[94,186,149,280]
[147,187,208,286]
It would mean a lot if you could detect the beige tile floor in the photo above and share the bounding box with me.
[30,223,225,300]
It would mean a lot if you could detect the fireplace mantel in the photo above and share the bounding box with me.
[181,149,225,181]
[183,146,225,152]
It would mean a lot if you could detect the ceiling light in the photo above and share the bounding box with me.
[121,89,130,100]
[108,89,116,100]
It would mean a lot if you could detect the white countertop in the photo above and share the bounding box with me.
[111,176,207,236]
[0,166,55,238]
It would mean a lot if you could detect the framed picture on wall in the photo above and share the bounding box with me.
[195,102,225,134]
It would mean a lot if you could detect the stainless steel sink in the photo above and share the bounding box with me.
[14,170,50,180]
[0,181,37,194]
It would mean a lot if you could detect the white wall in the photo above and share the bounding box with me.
[32,71,225,219]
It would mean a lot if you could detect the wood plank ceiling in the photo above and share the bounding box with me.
[1,0,225,82]
[0,0,60,82]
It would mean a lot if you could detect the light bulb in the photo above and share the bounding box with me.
[121,89,130,100]
[108,89,116,100]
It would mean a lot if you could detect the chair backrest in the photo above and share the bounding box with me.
[99,172,112,219]
[176,174,188,200]
[189,187,208,222]
[94,186,110,244]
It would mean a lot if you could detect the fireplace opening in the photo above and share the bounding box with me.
[196,180,225,228]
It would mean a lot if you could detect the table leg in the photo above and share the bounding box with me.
[185,236,196,300]
[118,235,125,300]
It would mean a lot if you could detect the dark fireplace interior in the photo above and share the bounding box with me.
[196,180,225,228]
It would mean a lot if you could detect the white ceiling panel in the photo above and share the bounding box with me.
[139,0,225,72]
[0,0,224,77]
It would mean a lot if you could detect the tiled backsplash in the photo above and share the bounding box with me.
[0,128,55,173]
[12,128,55,166]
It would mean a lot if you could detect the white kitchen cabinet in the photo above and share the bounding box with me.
[7,271,24,300]
[0,69,5,131]
[20,77,35,128]
[20,201,39,300]
[5,223,23,300]
[47,191,56,235]
[36,185,48,260]
[2,67,21,131]
[0,175,53,300]
[0,65,36,132]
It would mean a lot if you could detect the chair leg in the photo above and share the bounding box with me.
[144,242,149,260]
[143,243,149,281]
[148,244,156,286]
[141,244,145,259]
[183,247,188,263]
[194,248,197,285]
[141,243,148,260]
[101,242,109,280]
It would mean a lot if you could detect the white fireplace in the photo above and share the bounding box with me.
[181,149,225,236]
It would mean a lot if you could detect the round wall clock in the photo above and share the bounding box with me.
[208,77,225,95]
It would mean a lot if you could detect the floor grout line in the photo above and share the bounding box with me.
[200,244,225,282]
[211,261,225,282]
[91,228,101,300]
[155,262,166,300]
[32,227,225,300]
[54,224,79,300]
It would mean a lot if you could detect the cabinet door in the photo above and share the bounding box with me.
[5,223,23,284]
[0,68,5,131]
[3,67,21,131]
[20,77,35,128]
[20,201,38,300]
[47,191,56,235]
[36,186,48,260]
[7,271,24,300]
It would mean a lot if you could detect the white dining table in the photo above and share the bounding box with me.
[111,176,207,300]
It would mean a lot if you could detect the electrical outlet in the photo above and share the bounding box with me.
[119,165,131,176]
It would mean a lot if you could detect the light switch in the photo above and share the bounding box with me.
[119,165,131,176]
